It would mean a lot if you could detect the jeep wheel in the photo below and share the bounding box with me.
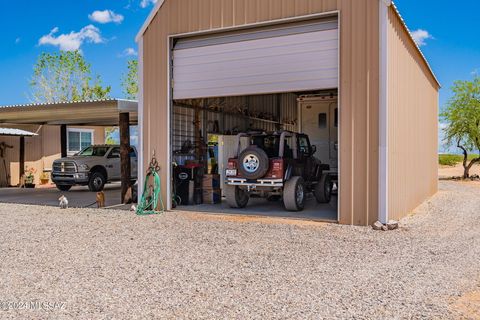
[56,184,72,192]
[283,176,306,211]
[237,146,269,179]
[225,185,249,208]
[315,173,332,203]
[88,172,106,192]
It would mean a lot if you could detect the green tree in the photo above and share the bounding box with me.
[121,59,138,100]
[30,51,111,103]
[442,75,480,178]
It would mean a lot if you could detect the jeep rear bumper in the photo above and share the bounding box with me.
[226,178,283,187]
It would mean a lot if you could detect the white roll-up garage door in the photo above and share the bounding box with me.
[172,18,338,100]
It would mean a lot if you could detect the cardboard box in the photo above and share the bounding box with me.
[202,174,220,189]
[202,188,221,204]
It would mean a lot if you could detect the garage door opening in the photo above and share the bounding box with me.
[168,15,339,221]
[171,91,338,221]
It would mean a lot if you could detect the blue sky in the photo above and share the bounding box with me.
[0,0,156,105]
[0,0,478,151]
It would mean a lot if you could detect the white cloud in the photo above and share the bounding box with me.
[140,0,158,8]
[120,47,138,57]
[89,10,124,24]
[39,25,103,51]
[411,29,433,47]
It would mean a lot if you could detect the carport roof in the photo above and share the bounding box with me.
[0,99,137,126]
[0,128,38,137]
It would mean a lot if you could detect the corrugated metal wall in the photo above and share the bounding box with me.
[142,0,380,225]
[387,7,439,221]
[172,93,298,165]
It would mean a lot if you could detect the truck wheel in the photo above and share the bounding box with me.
[237,146,269,179]
[88,172,106,192]
[315,173,332,203]
[225,185,249,208]
[56,184,72,192]
[283,176,306,211]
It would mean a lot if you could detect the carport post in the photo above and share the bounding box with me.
[19,136,25,182]
[119,112,131,203]
[60,124,67,158]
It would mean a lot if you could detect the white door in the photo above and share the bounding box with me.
[300,99,338,169]
[172,18,338,99]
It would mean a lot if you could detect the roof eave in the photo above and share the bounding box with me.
[135,0,166,42]
[390,1,441,88]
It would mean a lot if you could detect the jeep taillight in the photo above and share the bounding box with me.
[271,159,284,179]
[228,159,237,169]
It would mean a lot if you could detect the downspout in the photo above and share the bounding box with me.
[378,0,391,224]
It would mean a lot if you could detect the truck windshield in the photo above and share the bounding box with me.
[78,146,110,157]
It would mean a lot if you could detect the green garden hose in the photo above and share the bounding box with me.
[136,154,164,215]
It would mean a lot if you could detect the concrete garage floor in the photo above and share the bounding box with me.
[178,194,338,221]
[0,183,124,208]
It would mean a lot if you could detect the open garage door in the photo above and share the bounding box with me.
[172,18,338,100]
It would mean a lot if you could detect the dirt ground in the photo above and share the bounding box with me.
[0,180,479,319]
[438,163,480,179]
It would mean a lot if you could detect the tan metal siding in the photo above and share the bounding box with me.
[0,125,105,186]
[387,7,439,221]
[142,0,380,225]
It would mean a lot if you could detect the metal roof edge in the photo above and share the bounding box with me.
[390,1,441,88]
[117,99,138,112]
[135,0,166,42]
[0,98,137,109]
[0,128,38,137]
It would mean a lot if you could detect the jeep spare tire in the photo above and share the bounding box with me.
[238,146,269,179]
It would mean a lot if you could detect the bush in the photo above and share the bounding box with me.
[439,154,480,166]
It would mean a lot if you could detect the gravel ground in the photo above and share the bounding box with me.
[0,180,479,319]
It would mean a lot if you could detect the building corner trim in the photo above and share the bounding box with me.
[379,0,390,224]
[138,38,145,201]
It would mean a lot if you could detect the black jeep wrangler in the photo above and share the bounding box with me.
[225,130,332,211]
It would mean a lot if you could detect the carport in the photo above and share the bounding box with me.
[0,99,138,203]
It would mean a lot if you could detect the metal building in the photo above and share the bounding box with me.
[136,0,439,225]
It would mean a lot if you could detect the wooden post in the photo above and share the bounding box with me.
[19,136,25,183]
[119,112,131,203]
[60,124,67,157]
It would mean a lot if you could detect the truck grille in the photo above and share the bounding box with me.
[53,161,77,173]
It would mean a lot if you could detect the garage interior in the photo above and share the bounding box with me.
[169,16,340,221]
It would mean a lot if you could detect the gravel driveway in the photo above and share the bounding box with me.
[0,180,479,319]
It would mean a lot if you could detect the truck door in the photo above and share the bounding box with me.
[106,147,121,180]
[130,147,138,178]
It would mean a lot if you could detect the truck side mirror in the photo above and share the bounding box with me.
[310,145,317,155]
